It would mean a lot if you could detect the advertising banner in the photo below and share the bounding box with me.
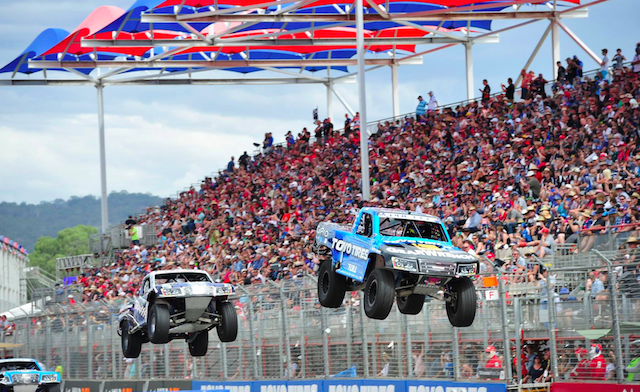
[193,379,506,392]
[147,380,193,391]
[405,379,507,392]
[551,382,638,392]
[103,380,145,392]
[62,380,102,392]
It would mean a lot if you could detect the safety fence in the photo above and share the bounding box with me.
[2,249,639,386]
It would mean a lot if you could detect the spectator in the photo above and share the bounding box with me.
[344,113,352,135]
[226,156,235,173]
[521,69,532,100]
[416,96,427,121]
[412,345,426,378]
[427,91,439,112]
[633,46,640,73]
[556,61,566,83]
[501,78,515,104]
[613,48,626,69]
[601,49,611,80]
[480,79,491,103]
[523,355,545,383]
[588,344,607,380]
[591,270,608,300]
[485,345,502,368]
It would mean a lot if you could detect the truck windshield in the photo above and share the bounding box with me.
[155,272,212,284]
[379,218,447,242]
[0,361,40,371]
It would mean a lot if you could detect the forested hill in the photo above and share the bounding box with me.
[0,191,164,252]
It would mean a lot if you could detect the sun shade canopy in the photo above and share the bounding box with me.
[1,0,582,79]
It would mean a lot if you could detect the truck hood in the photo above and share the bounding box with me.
[380,238,478,263]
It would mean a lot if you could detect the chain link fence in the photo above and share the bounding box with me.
[1,252,638,386]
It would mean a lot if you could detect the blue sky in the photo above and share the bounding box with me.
[0,0,638,203]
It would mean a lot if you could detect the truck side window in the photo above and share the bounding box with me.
[356,213,373,237]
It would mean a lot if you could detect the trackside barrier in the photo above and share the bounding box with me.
[550,383,639,392]
[61,380,508,392]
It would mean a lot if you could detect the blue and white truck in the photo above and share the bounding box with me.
[313,207,479,327]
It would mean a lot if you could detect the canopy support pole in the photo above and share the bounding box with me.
[96,84,109,234]
[326,82,333,121]
[551,19,561,79]
[464,42,474,101]
[356,0,370,200]
[391,63,399,119]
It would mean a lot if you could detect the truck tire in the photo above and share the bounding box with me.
[397,294,426,315]
[216,301,238,342]
[318,260,346,308]
[121,319,142,358]
[148,303,170,344]
[445,277,477,327]
[188,331,209,357]
[364,269,395,320]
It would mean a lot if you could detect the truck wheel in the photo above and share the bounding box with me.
[188,331,209,357]
[216,301,238,342]
[446,277,477,327]
[121,319,142,358]
[148,303,170,344]
[317,260,346,308]
[364,269,395,320]
[397,294,426,315]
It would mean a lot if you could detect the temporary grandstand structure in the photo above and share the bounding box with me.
[0,0,611,229]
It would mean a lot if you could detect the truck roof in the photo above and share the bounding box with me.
[0,358,39,364]
[147,269,211,277]
[360,207,441,222]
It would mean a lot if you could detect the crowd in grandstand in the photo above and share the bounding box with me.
[48,44,640,381]
[67,44,640,301]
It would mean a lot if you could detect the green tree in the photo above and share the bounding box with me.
[29,225,98,274]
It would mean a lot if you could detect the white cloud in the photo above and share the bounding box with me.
[0,102,310,203]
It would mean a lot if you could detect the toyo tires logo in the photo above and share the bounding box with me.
[331,239,368,260]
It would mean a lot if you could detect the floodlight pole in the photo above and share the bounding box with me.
[391,63,400,119]
[464,42,474,101]
[96,83,109,234]
[356,0,370,200]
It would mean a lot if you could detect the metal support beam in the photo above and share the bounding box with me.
[515,23,551,87]
[29,58,423,69]
[356,0,370,200]
[551,19,561,78]
[464,42,474,101]
[331,86,355,117]
[555,19,602,65]
[390,63,399,118]
[0,77,355,87]
[142,9,589,23]
[96,84,109,234]
[326,82,333,121]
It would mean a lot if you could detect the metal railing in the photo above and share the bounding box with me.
[3,253,639,386]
